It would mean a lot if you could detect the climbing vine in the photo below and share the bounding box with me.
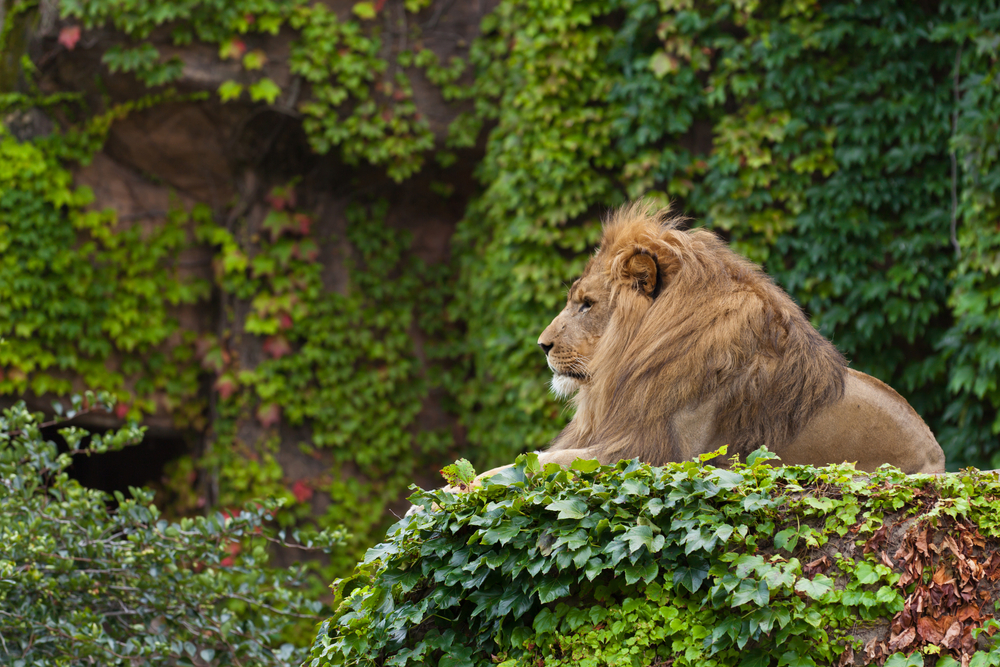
[311,451,1000,666]
[0,97,207,423]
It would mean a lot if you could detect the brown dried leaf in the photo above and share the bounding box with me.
[933,566,955,586]
[941,620,963,649]
[804,555,831,576]
[865,524,888,554]
[916,529,930,556]
[888,626,916,652]
[917,614,953,644]
[956,604,981,623]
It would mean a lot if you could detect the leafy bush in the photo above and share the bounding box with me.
[311,453,1000,667]
[0,398,342,666]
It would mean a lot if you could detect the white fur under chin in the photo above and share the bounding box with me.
[550,373,581,398]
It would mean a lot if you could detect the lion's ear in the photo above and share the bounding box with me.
[620,249,658,297]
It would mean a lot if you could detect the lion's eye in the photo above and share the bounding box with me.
[579,299,593,314]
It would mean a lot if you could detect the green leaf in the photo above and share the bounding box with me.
[536,575,572,603]
[570,458,600,473]
[533,608,559,634]
[352,1,376,19]
[794,575,834,600]
[855,562,879,585]
[243,50,266,71]
[739,650,770,667]
[883,653,924,667]
[441,459,477,486]
[249,78,281,104]
[731,579,770,607]
[546,497,588,520]
[623,525,654,553]
[482,524,520,546]
[774,527,800,552]
[673,556,709,594]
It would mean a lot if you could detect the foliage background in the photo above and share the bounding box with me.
[0,0,999,586]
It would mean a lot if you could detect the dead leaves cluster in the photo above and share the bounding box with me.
[867,517,1000,665]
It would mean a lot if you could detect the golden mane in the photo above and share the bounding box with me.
[551,202,848,465]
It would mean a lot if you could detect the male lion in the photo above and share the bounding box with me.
[525,202,945,474]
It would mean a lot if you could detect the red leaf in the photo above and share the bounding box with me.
[278,312,294,330]
[291,479,314,503]
[114,402,130,419]
[266,184,296,210]
[59,26,81,50]
[295,213,313,235]
[263,335,292,359]
[225,38,246,59]
[374,0,388,10]
[214,374,237,400]
[256,403,280,429]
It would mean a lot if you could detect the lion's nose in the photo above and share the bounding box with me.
[538,342,554,356]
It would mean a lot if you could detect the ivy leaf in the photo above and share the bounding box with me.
[249,78,282,104]
[481,524,519,546]
[794,575,834,600]
[731,579,769,607]
[219,81,243,102]
[883,655,923,667]
[623,525,655,553]
[243,50,267,71]
[546,498,588,520]
[774,527,800,552]
[570,458,600,473]
[708,469,744,489]
[536,575,572,603]
[533,608,558,634]
[649,51,678,78]
[352,2,376,19]
[441,459,476,487]
[739,650,770,667]
[673,556,709,594]
[855,562,879,585]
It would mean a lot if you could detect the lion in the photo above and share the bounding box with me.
[481,201,945,481]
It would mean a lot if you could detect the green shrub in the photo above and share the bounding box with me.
[311,452,1000,667]
[0,398,343,666]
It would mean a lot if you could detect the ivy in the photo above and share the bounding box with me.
[183,190,454,573]
[311,451,1000,666]
[0,119,206,420]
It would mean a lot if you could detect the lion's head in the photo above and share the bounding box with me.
[537,201,849,465]
[538,202,682,399]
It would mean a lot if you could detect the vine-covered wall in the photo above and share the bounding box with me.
[1,0,998,576]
